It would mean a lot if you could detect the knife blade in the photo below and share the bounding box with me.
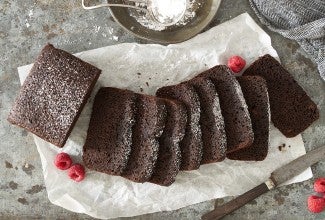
[202,145,325,220]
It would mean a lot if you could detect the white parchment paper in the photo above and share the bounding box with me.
[17,13,312,219]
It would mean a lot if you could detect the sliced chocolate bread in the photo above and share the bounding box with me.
[227,76,270,161]
[196,65,253,153]
[150,98,187,186]
[243,54,319,137]
[187,77,227,164]
[156,84,202,171]
[83,87,136,175]
[8,44,101,147]
[122,94,166,183]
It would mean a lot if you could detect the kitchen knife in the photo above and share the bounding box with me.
[202,145,325,220]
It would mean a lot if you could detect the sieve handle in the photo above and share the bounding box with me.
[81,0,147,10]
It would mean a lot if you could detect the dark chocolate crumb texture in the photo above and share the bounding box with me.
[83,87,136,175]
[243,54,319,137]
[122,94,166,183]
[196,65,254,153]
[187,77,227,164]
[156,83,203,171]
[227,76,270,161]
[8,44,101,147]
[150,98,187,186]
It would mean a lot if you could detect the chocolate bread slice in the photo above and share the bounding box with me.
[150,98,187,186]
[196,65,253,153]
[122,94,166,183]
[83,87,136,175]
[188,77,227,164]
[8,44,101,147]
[156,84,202,171]
[243,54,319,137]
[227,76,270,161]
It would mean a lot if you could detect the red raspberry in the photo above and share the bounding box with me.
[54,152,72,170]
[68,164,85,182]
[227,55,246,73]
[314,178,325,193]
[308,195,325,213]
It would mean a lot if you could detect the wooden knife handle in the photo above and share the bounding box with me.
[201,183,269,220]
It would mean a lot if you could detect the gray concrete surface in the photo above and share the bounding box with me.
[0,0,324,219]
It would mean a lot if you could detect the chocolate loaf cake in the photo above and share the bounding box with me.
[227,76,270,161]
[156,84,202,171]
[150,98,187,186]
[122,94,166,183]
[188,77,227,164]
[243,54,319,137]
[8,44,101,147]
[196,65,253,153]
[83,87,136,175]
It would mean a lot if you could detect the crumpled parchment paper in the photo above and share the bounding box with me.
[17,13,312,220]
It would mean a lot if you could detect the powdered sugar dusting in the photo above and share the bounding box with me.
[130,0,200,31]
[9,45,100,147]
[150,0,186,25]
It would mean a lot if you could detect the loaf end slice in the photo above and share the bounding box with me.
[8,44,101,147]
[243,54,319,137]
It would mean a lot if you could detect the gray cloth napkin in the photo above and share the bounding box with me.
[249,0,325,80]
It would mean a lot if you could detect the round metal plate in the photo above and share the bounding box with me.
[108,0,222,44]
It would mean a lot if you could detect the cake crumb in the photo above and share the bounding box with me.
[18,197,29,205]
[146,82,149,87]
[278,144,286,151]
[5,161,13,169]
